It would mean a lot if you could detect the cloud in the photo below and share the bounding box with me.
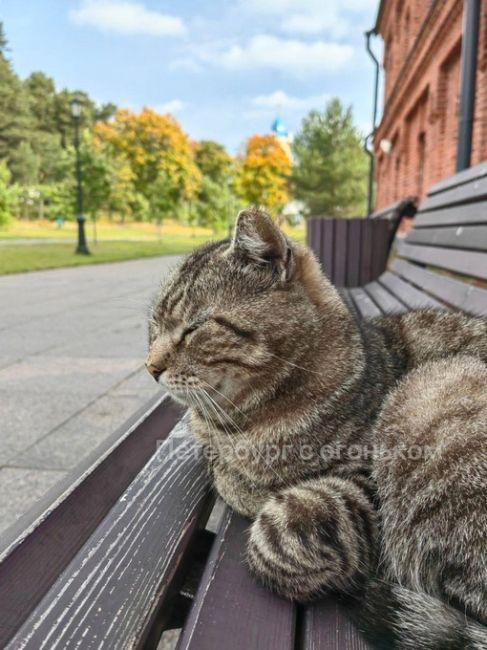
[281,13,348,36]
[242,0,375,36]
[152,99,187,114]
[69,1,186,37]
[244,0,377,14]
[201,35,353,75]
[251,90,329,111]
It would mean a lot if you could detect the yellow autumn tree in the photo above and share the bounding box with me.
[234,135,291,215]
[95,108,201,221]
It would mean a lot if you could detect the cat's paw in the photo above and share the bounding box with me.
[247,492,332,601]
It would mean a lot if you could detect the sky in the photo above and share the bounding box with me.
[1,0,382,153]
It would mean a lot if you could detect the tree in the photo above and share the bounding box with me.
[194,140,233,184]
[292,98,368,217]
[0,161,18,226]
[9,141,40,185]
[24,72,57,133]
[0,41,33,162]
[234,135,291,215]
[194,176,241,233]
[96,108,201,220]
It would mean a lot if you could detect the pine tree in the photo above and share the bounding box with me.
[292,98,368,217]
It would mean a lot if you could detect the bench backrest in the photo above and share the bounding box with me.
[306,196,416,288]
[389,161,487,317]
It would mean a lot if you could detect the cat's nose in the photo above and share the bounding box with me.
[146,363,163,381]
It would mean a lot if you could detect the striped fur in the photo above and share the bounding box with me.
[148,208,487,647]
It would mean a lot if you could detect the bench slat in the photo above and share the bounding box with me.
[390,259,487,316]
[379,272,444,310]
[0,394,183,649]
[406,225,487,251]
[334,220,348,287]
[178,509,296,650]
[348,288,382,319]
[420,174,487,212]
[414,202,487,228]
[396,241,487,281]
[364,281,407,314]
[302,600,373,650]
[427,161,487,196]
[6,419,213,650]
[347,220,362,287]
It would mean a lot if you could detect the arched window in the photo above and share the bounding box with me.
[405,10,411,52]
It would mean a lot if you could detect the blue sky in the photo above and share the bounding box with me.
[1,0,381,153]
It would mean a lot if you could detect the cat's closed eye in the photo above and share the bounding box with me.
[178,323,200,345]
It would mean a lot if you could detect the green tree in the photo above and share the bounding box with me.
[0,161,18,226]
[195,176,239,233]
[24,72,57,133]
[194,140,233,184]
[9,141,40,185]
[292,98,368,217]
[0,34,33,163]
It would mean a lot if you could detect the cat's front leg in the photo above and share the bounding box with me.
[247,474,378,601]
[213,461,272,518]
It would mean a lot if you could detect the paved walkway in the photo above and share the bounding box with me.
[0,256,179,536]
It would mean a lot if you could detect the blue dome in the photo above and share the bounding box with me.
[271,117,288,137]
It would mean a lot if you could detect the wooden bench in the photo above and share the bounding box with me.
[1,163,486,649]
[306,196,416,288]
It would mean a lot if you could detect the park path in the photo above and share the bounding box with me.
[0,255,179,537]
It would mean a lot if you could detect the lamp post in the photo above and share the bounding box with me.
[70,97,90,255]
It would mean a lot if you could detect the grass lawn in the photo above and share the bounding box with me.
[0,238,213,275]
[0,219,305,275]
[0,219,215,241]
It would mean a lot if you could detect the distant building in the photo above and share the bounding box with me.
[373,0,487,210]
[271,116,293,161]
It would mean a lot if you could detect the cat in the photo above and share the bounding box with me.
[147,207,487,649]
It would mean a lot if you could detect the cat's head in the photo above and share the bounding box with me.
[146,207,348,411]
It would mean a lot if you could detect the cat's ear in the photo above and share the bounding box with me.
[231,207,295,280]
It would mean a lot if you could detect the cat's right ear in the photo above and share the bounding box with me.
[230,207,295,280]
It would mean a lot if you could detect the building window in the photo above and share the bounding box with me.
[405,10,411,52]
[417,132,426,198]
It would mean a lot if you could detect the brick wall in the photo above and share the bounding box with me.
[374,0,487,209]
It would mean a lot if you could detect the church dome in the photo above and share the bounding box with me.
[271,116,289,137]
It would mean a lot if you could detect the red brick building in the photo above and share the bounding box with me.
[373,0,487,210]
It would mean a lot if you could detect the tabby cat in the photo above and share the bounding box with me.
[147,207,487,649]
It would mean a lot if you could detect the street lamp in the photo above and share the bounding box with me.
[70,97,90,255]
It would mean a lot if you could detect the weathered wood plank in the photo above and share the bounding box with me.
[346,220,362,287]
[406,224,487,251]
[5,418,214,650]
[178,509,296,650]
[379,272,444,310]
[334,220,348,287]
[0,394,183,649]
[414,202,487,228]
[348,288,382,319]
[420,174,487,212]
[302,600,373,650]
[359,220,374,285]
[321,219,335,280]
[364,281,407,314]
[371,221,392,280]
[391,259,487,316]
[396,241,487,281]
[426,160,487,196]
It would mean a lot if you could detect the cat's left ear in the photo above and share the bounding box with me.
[231,207,295,281]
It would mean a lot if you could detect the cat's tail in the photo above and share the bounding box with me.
[351,578,487,650]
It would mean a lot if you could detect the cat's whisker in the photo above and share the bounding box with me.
[199,380,247,418]
[188,388,215,469]
[266,351,323,376]
[201,388,283,485]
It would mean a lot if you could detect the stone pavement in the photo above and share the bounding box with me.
[0,255,180,537]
